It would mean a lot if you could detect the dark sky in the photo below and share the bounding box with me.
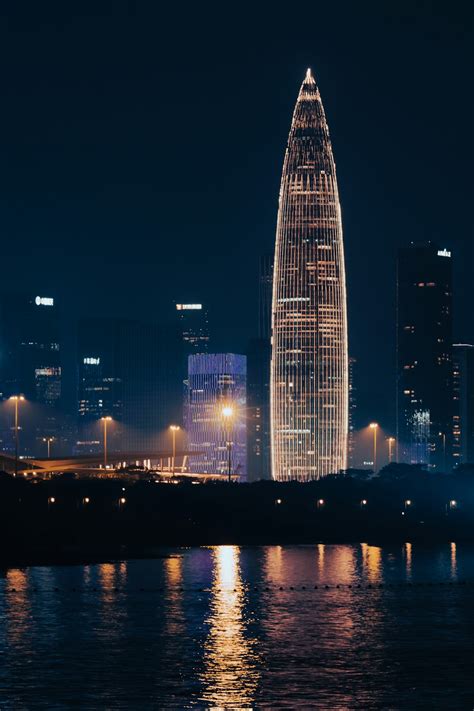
[0,1,472,429]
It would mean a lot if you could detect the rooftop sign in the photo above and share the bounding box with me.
[176,304,202,310]
[437,249,451,258]
[35,296,54,306]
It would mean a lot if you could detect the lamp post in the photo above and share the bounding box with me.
[169,425,180,476]
[43,436,54,459]
[388,437,395,464]
[369,423,379,473]
[9,395,25,477]
[101,416,112,468]
[222,405,233,483]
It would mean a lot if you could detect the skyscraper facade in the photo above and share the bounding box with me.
[247,255,273,481]
[187,353,247,479]
[176,303,210,427]
[271,69,348,481]
[77,318,182,454]
[452,343,474,465]
[348,356,357,467]
[0,292,63,455]
[396,244,453,470]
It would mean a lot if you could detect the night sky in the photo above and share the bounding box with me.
[0,1,472,429]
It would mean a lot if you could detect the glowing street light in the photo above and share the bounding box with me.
[221,405,234,483]
[9,395,25,477]
[404,499,412,510]
[169,425,180,476]
[100,416,112,468]
[361,499,368,507]
[317,498,325,509]
[369,423,379,473]
[387,437,395,464]
[42,436,55,459]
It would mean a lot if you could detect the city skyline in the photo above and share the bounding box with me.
[0,3,471,435]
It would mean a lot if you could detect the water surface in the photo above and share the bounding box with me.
[1,544,473,708]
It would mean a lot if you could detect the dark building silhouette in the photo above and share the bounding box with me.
[348,356,357,467]
[0,292,64,455]
[396,244,453,470]
[247,255,273,481]
[258,254,273,340]
[452,343,474,465]
[77,318,182,454]
[176,303,210,428]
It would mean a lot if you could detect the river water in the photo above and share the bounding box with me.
[1,544,473,709]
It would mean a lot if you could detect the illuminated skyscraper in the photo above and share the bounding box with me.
[452,344,474,466]
[271,69,348,481]
[396,243,453,470]
[187,353,247,479]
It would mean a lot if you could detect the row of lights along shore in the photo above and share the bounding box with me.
[7,395,238,478]
[8,396,400,480]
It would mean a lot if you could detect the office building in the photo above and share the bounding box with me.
[247,255,273,480]
[187,353,247,479]
[176,303,210,354]
[348,356,357,467]
[0,292,62,454]
[271,69,348,481]
[396,243,453,470]
[77,318,182,454]
[452,343,474,465]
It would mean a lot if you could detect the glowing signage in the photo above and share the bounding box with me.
[176,304,202,310]
[35,296,54,306]
[437,249,451,258]
[83,357,100,365]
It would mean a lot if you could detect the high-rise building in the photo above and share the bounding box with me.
[452,343,474,465]
[348,356,357,467]
[187,353,247,479]
[258,255,274,341]
[247,255,273,481]
[0,292,62,454]
[396,244,453,470]
[247,337,271,480]
[270,69,348,481]
[176,303,210,427]
[77,318,182,454]
[176,303,210,354]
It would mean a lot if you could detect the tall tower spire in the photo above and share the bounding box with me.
[270,70,348,480]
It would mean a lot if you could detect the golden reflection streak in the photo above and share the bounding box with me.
[405,542,412,579]
[263,545,283,583]
[164,556,184,636]
[317,543,325,576]
[450,542,457,578]
[360,543,382,583]
[6,569,30,646]
[200,546,260,708]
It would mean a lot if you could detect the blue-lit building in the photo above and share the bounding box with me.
[187,353,247,480]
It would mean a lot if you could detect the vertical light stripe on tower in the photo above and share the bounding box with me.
[270,69,348,481]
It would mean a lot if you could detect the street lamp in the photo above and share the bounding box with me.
[9,395,25,477]
[100,416,112,468]
[387,437,395,464]
[169,425,180,476]
[42,436,55,459]
[222,405,234,483]
[369,423,379,473]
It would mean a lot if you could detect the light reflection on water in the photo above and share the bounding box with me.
[0,543,473,708]
[201,546,260,708]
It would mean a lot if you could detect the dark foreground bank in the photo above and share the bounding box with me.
[2,466,474,566]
